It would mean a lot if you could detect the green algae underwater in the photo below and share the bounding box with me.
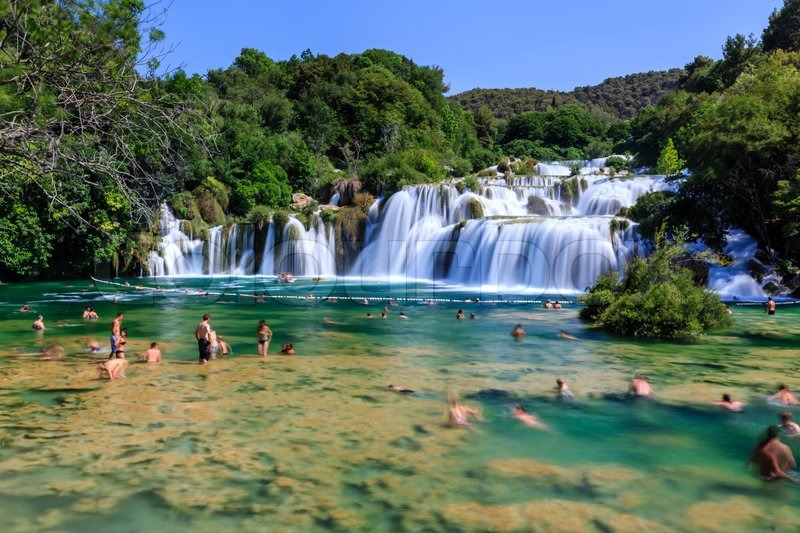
[0,278,799,532]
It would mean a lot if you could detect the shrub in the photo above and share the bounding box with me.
[578,231,733,337]
[463,175,480,193]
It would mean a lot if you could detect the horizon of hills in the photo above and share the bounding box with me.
[450,68,684,121]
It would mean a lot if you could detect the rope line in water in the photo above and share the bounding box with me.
[89,276,570,305]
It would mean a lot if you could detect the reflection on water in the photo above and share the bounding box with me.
[0,279,799,531]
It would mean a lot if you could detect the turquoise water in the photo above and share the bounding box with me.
[0,278,799,531]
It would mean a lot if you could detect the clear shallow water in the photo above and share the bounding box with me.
[1,278,799,532]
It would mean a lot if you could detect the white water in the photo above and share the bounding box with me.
[145,164,777,298]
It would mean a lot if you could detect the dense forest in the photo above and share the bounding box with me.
[452,69,684,121]
[1,0,799,289]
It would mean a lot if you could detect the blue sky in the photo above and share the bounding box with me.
[154,0,785,95]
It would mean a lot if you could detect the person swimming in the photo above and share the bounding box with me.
[769,384,800,406]
[387,381,414,394]
[555,378,574,399]
[511,324,525,338]
[629,374,652,397]
[713,393,744,412]
[447,392,481,427]
[512,404,547,429]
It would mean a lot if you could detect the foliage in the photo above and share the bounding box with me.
[579,231,733,337]
[463,175,480,192]
[0,0,197,278]
[452,70,683,121]
[656,138,685,175]
[762,0,800,53]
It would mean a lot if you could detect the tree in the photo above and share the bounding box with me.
[0,0,197,276]
[762,0,800,53]
[656,138,684,175]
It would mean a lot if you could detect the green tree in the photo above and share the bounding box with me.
[579,231,733,337]
[762,0,800,53]
[656,138,685,175]
[0,0,196,277]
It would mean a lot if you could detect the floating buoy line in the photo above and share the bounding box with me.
[89,277,573,306]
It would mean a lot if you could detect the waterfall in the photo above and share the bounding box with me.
[145,166,776,298]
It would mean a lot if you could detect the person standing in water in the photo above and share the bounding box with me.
[749,425,797,481]
[194,313,212,365]
[764,296,776,315]
[257,319,272,357]
[31,315,45,331]
[109,312,124,359]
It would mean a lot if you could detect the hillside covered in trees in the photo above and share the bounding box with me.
[452,69,683,121]
[0,0,799,289]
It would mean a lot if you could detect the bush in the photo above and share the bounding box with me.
[578,231,733,337]
[463,175,480,192]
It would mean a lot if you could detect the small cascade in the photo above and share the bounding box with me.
[274,218,336,277]
[707,230,774,300]
[147,208,206,276]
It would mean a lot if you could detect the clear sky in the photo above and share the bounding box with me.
[154,0,785,95]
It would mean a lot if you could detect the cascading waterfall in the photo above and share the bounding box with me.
[145,161,779,298]
[350,170,672,293]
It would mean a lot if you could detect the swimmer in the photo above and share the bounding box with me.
[511,324,525,338]
[779,412,800,438]
[218,336,230,357]
[713,393,744,412]
[387,381,414,394]
[470,312,477,320]
[544,300,553,310]
[380,311,387,319]
[280,343,295,355]
[38,343,64,360]
[558,330,577,340]
[456,309,465,320]
[749,425,797,481]
[32,315,45,331]
[20,303,30,312]
[99,358,126,380]
[140,342,161,363]
[629,374,652,397]
[398,312,408,319]
[555,378,574,399]
[323,317,337,324]
[84,338,101,353]
[366,313,374,319]
[447,392,482,427]
[769,384,800,406]
[512,404,547,429]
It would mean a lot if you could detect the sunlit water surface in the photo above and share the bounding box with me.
[0,278,799,532]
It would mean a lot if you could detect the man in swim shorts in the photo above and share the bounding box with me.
[109,312,124,359]
[195,313,212,364]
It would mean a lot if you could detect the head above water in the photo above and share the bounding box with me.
[203,313,211,321]
[767,425,781,439]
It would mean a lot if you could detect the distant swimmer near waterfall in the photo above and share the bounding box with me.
[765,296,776,315]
